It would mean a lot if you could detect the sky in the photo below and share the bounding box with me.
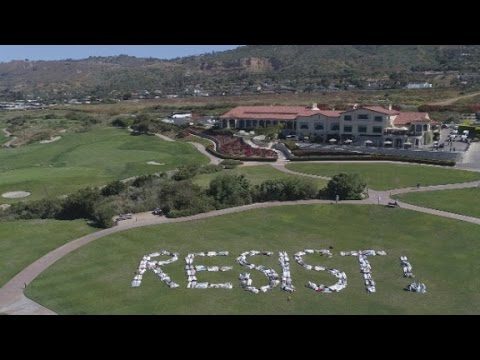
[0,45,240,62]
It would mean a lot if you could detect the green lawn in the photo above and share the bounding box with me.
[394,187,480,218]
[286,163,480,190]
[26,205,480,314]
[0,127,208,202]
[0,219,94,287]
[193,165,328,189]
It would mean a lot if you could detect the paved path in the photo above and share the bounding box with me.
[428,91,480,106]
[154,133,175,142]
[2,128,17,148]
[188,142,221,165]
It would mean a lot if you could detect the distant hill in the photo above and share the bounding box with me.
[1,45,480,100]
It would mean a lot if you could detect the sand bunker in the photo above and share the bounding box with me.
[40,136,61,144]
[147,161,165,166]
[2,191,31,199]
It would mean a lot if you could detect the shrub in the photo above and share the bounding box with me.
[173,164,201,181]
[199,164,224,174]
[220,159,243,168]
[111,117,133,128]
[254,178,318,202]
[325,173,367,200]
[207,174,252,209]
[101,180,126,196]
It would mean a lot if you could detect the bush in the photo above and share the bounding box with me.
[111,117,133,128]
[207,174,252,209]
[220,159,243,168]
[283,140,298,151]
[57,187,100,220]
[92,200,117,228]
[254,178,318,202]
[101,180,126,196]
[159,180,214,216]
[172,164,201,181]
[325,173,367,200]
[5,198,63,220]
[199,164,224,174]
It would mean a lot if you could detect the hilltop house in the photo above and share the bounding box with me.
[220,104,438,148]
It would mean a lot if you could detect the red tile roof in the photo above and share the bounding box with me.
[359,106,400,115]
[220,106,341,120]
[393,112,429,126]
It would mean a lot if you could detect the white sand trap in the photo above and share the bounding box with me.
[2,191,31,199]
[40,136,62,144]
[147,161,165,166]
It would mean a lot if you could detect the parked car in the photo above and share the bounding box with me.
[152,207,163,216]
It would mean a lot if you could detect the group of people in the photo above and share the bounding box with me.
[341,250,388,293]
[186,251,233,289]
[295,249,347,293]
[131,251,180,289]
[400,256,414,278]
[237,250,280,294]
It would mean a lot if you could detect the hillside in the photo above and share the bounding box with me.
[1,45,480,100]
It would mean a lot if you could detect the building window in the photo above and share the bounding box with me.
[331,123,340,131]
[372,126,382,133]
[300,122,309,129]
[358,114,369,120]
[343,126,352,133]
[358,126,367,133]
[423,124,428,131]
[416,124,422,133]
[344,115,352,121]
[314,122,324,130]
[374,116,383,122]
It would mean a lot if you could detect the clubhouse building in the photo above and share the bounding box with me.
[220,104,438,148]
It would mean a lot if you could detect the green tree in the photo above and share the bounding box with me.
[325,173,367,200]
[207,174,252,208]
[101,180,126,196]
[254,178,317,202]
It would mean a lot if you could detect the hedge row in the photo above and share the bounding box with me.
[292,150,369,157]
[290,155,455,166]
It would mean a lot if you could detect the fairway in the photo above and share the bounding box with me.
[26,205,480,314]
[0,219,94,287]
[193,165,328,189]
[394,187,480,218]
[285,163,480,190]
[0,127,208,202]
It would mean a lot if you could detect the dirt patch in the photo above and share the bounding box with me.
[40,136,61,144]
[0,204,11,210]
[2,191,31,199]
[147,161,165,165]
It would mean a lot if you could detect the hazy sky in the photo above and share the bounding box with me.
[0,45,240,62]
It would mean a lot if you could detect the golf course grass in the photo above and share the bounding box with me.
[394,187,480,218]
[0,127,208,202]
[285,163,480,190]
[0,219,94,287]
[26,204,480,314]
[193,165,328,189]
